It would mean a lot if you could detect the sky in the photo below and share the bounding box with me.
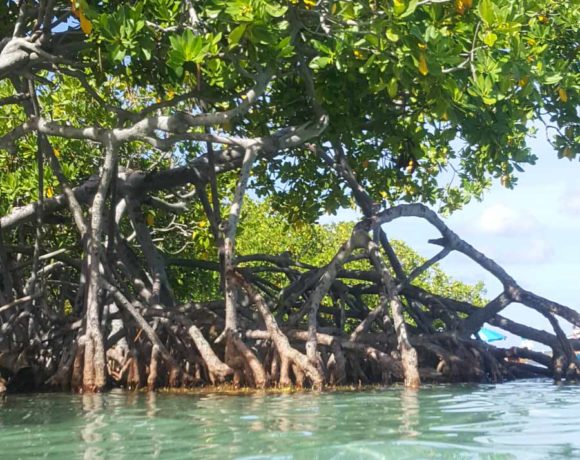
[320,129,580,349]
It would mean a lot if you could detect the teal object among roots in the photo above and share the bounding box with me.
[477,327,506,342]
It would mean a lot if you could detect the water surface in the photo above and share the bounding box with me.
[0,379,578,459]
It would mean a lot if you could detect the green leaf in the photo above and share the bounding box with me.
[399,0,418,18]
[478,0,496,26]
[141,47,151,60]
[544,73,562,85]
[387,78,398,98]
[229,24,247,48]
[249,25,272,45]
[168,30,205,66]
[309,56,332,70]
[276,36,294,58]
[311,40,332,56]
[386,29,399,42]
[483,32,497,47]
[111,45,126,62]
[264,3,288,18]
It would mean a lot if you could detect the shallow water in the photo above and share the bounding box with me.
[0,379,578,459]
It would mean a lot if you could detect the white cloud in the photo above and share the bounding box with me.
[559,186,580,215]
[475,237,553,266]
[476,203,539,236]
[507,238,554,264]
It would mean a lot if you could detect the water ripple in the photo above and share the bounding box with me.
[1,380,579,459]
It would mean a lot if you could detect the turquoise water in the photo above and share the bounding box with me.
[0,379,578,459]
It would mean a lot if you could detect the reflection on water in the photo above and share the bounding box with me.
[0,380,579,459]
[399,388,420,438]
[80,393,105,459]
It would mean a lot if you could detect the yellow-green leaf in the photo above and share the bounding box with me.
[229,24,247,48]
[393,0,406,15]
[483,32,497,47]
[418,53,428,76]
[387,78,398,98]
[386,29,399,42]
[478,0,495,25]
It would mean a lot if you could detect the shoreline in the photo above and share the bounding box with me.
[2,376,559,399]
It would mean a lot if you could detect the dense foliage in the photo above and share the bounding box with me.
[1,0,578,218]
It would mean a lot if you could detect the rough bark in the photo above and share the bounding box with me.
[224,144,259,334]
[82,138,118,392]
[366,235,421,388]
[236,273,324,388]
[188,325,233,384]
[303,229,362,366]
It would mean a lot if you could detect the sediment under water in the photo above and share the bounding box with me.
[0,379,578,459]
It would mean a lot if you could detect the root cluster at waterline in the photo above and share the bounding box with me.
[2,193,579,393]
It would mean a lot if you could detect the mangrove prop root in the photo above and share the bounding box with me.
[1,192,579,392]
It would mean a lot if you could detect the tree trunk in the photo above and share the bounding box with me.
[366,236,421,388]
[222,144,262,383]
[82,137,118,392]
[303,232,360,368]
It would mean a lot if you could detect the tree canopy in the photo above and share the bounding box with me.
[1,0,578,216]
[0,1,578,393]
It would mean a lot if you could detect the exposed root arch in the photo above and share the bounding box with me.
[2,174,579,392]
